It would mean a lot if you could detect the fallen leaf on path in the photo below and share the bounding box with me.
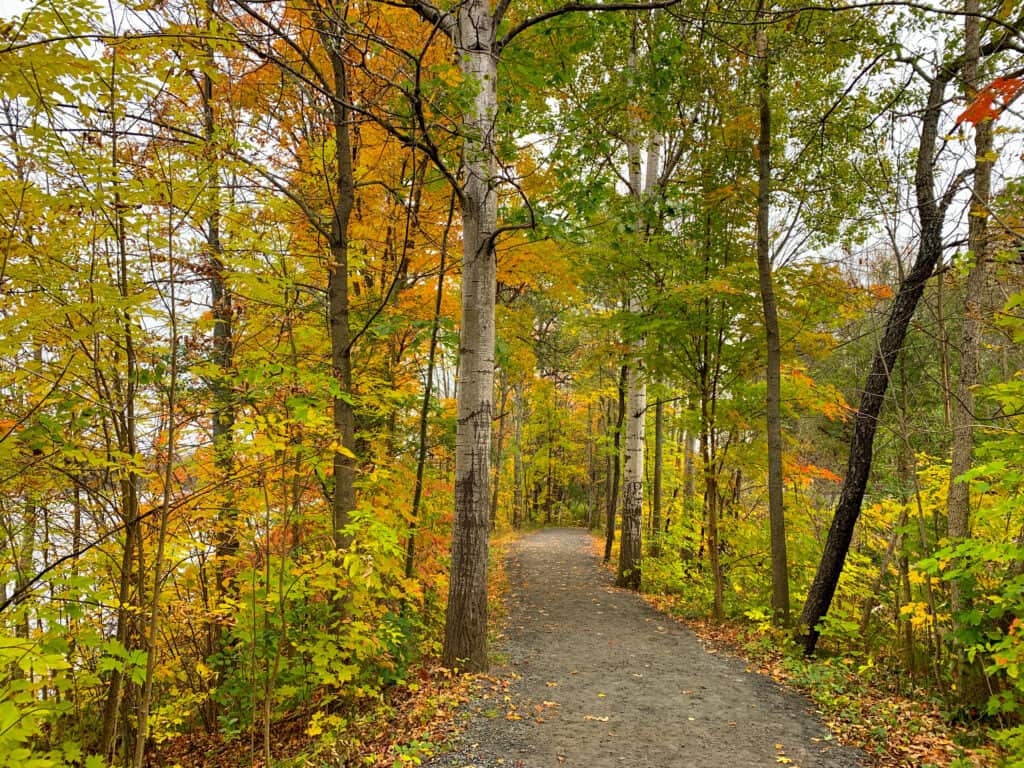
[584,715,610,722]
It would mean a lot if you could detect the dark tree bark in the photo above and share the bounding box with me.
[754,11,790,626]
[201,7,239,725]
[319,24,357,552]
[650,398,663,557]
[800,60,961,655]
[604,365,628,562]
[204,4,236,588]
[405,196,454,578]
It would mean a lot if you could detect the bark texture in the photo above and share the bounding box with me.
[650,398,663,556]
[947,0,991,610]
[605,366,627,562]
[946,0,993,705]
[443,0,498,671]
[800,63,957,655]
[618,344,646,590]
[754,16,789,625]
[321,26,357,551]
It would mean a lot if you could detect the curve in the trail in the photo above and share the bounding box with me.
[426,528,864,768]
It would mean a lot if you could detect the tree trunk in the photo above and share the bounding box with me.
[321,34,358,553]
[650,398,663,556]
[754,12,790,626]
[512,384,525,529]
[491,375,509,530]
[443,0,498,672]
[201,6,237,725]
[605,365,627,562]
[133,250,180,768]
[587,402,598,529]
[947,0,991,612]
[702,405,724,621]
[799,63,958,655]
[406,195,454,578]
[545,420,555,525]
[100,95,143,756]
[946,0,993,705]
[683,428,696,514]
[618,345,645,590]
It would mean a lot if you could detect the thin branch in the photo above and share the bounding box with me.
[500,0,684,50]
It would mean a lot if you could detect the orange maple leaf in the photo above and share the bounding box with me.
[956,76,1024,127]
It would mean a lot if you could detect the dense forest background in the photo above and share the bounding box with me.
[1,0,1023,765]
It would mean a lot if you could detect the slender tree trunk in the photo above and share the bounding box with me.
[799,61,959,655]
[937,271,953,429]
[491,376,509,530]
[618,113,660,588]
[201,5,237,726]
[618,344,645,589]
[702,402,724,620]
[321,33,357,552]
[204,3,235,574]
[443,1,498,671]
[587,402,597,529]
[683,428,696,514]
[603,398,614,529]
[512,384,525,529]
[947,0,991,575]
[605,365,627,562]
[133,222,180,768]
[650,398,663,556]
[406,195,454,578]
[947,0,993,704]
[100,94,143,758]
[857,513,901,645]
[545,416,555,524]
[754,11,790,625]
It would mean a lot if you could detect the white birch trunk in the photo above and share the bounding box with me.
[618,323,646,589]
[617,124,660,589]
[443,0,498,672]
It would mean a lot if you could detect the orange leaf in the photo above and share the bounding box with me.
[956,76,1024,126]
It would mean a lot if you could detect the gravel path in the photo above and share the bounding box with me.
[424,528,865,768]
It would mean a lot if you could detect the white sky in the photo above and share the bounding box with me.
[0,0,28,16]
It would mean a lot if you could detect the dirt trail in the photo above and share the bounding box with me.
[425,528,864,768]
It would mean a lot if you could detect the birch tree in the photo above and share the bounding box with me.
[407,0,682,670]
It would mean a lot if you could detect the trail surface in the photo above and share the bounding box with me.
[426,528,864,768]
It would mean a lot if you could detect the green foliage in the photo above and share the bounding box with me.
[0,633,87,768]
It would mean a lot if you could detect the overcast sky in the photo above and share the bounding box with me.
[0,0,27,16]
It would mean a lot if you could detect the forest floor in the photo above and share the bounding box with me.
[422,528,865,768]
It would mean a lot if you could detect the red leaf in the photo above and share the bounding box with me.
[956,76,1024,126]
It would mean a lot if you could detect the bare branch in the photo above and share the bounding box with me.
[499,0,684,50]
